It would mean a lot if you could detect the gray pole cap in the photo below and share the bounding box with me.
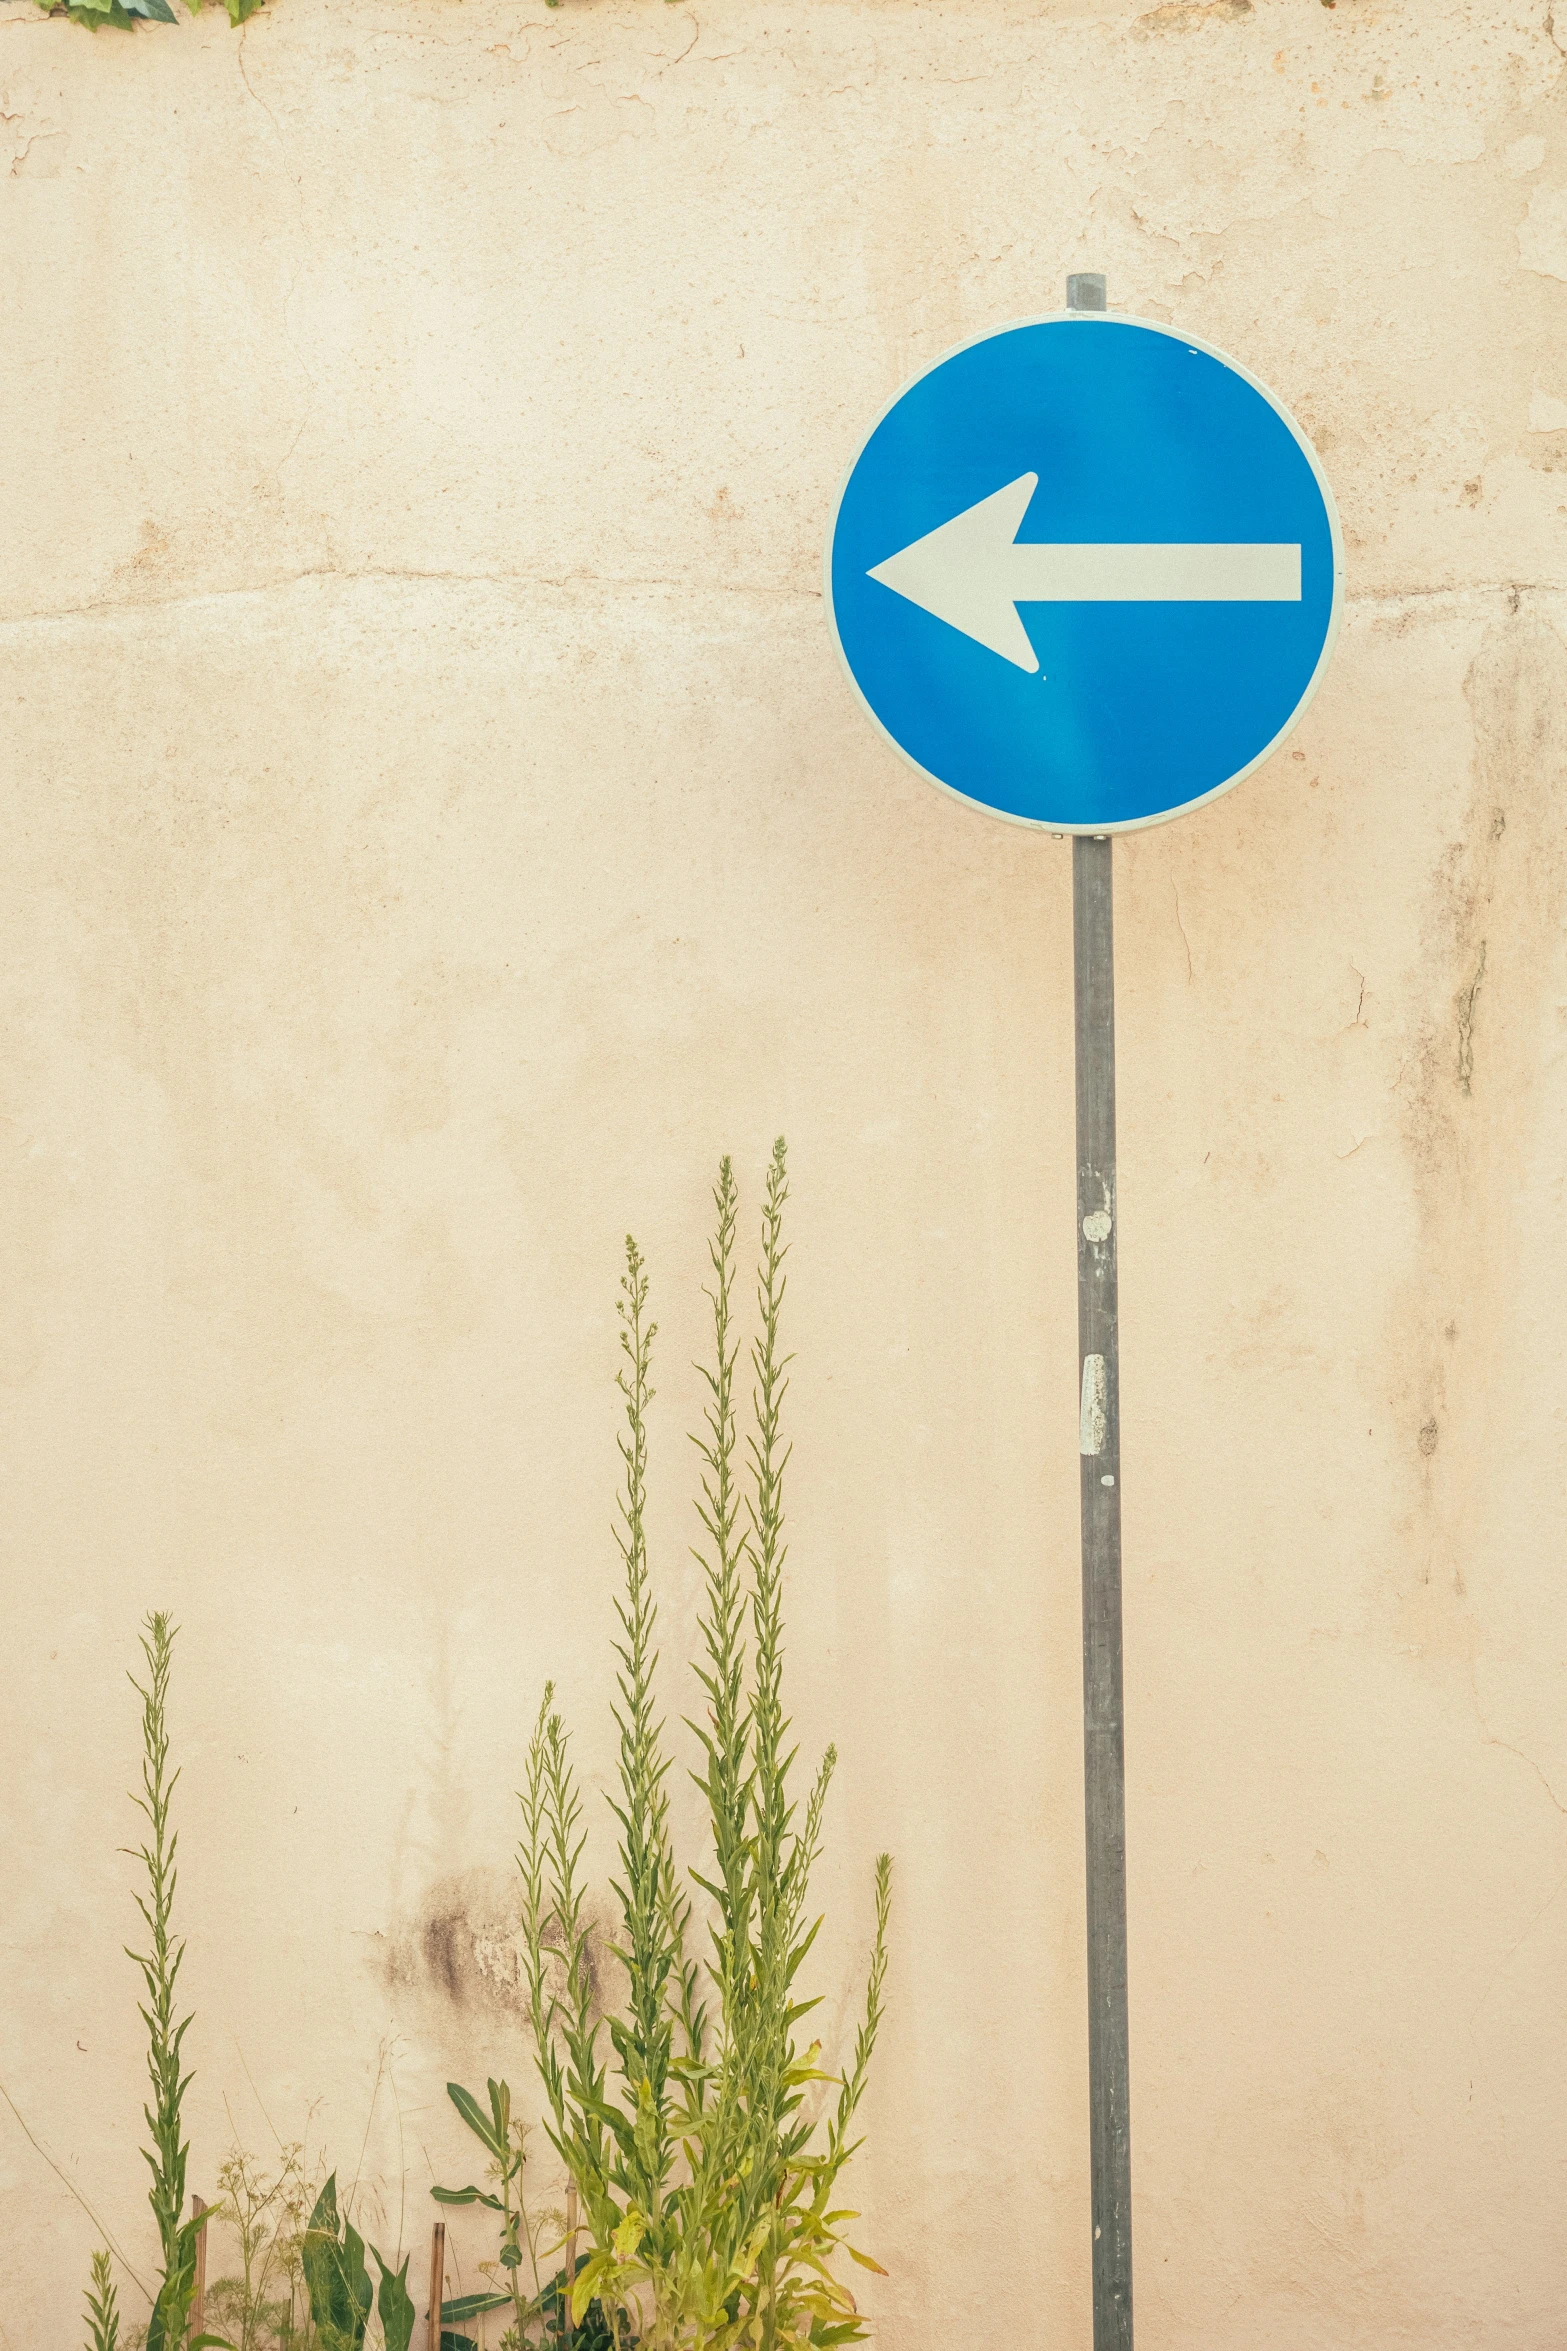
[1066,272,1108,312]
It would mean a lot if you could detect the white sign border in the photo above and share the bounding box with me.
[822,310,1346,837]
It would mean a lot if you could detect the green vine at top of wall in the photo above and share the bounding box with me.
[33,0,1362,34]
[37,0,263,30]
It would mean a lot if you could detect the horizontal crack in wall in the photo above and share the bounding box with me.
[2,573,1562,636]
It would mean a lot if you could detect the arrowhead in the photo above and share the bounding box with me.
[867,473,1042,673]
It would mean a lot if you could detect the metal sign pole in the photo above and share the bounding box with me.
[828,259,1339,2351]
[1074,828,1132,2350]
[1066,271,1133,2351]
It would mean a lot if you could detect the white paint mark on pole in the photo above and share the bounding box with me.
[1080,1352,1109,1457]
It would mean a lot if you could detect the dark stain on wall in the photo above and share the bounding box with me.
[372,1864,614,2023]
[375,1865,528,2016]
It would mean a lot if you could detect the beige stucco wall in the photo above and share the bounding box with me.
[3,0,1567,2342]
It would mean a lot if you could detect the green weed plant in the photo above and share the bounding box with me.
[518,1144,892,2351]
[125,1612,232,2351]
[206,2144,322,2349]
[300,2173,416,2351]
[432,2076,622,2351]
[84,2249,122,2351]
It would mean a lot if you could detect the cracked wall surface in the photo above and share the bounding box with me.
[1,1,1565,2345]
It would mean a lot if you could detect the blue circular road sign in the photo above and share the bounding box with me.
[825,316,1342,833]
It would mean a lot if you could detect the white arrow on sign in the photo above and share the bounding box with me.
[867,471,1302,674]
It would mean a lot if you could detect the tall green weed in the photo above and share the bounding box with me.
[124,1612,231,2351]
[519,1144,892,2351]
